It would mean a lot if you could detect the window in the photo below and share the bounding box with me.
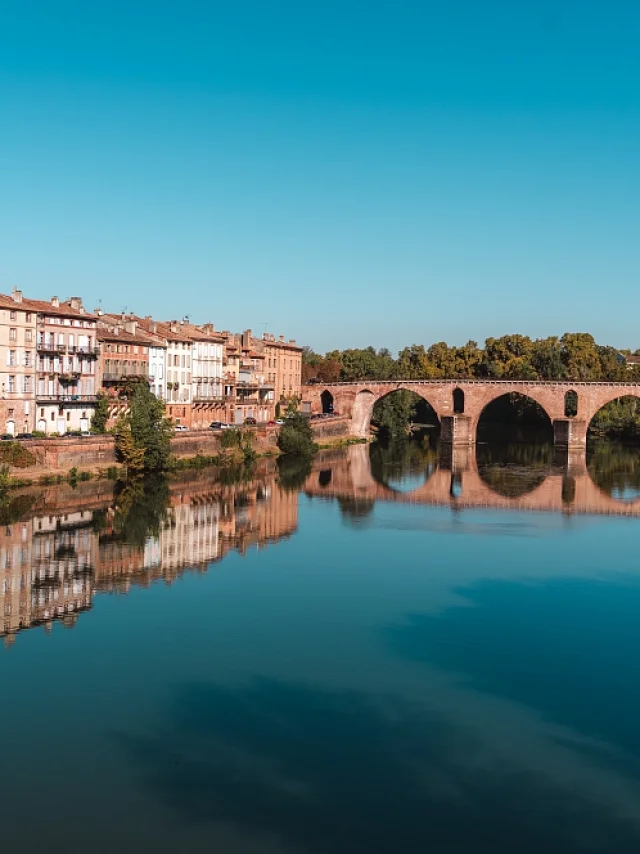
[25,329,32,343]
[9,310,16,320]
[40,409,44,417]
[25,313,32,322]
[8,376,15,392]
[9,328,17,341]
[51,412,55,421]
[66,412,70,421]
[8,408,14,417]
[23,376,30,394]
[8,350,15,366]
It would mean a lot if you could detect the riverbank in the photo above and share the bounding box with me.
[0,416,356,485]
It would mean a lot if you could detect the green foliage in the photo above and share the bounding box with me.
[312,334,633,383]
[115,384,172,475]
[91,392,110,433]
[277,413,317,457]
[372,390,419,441]
[220,428,256,463]
[0,441,36,469]
[68,466,79,487]
[589,397,640,440]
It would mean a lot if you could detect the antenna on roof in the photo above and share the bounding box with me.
[261,322,268,336]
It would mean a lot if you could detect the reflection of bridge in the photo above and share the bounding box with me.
[305,444,640,517]
[302,380,640,449]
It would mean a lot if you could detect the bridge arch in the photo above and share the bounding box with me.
[352,385,441,437]
[584,391,640,434]
[475,390,554,443]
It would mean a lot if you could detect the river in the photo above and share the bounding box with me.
[2,439,640,853]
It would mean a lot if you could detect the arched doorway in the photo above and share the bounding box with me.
[453,388,465,414]
[320,390,334,414]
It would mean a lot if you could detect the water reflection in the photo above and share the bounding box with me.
[1,464,299,645]
[3,439,640,647]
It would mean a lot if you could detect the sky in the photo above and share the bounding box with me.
[0,1,639,353]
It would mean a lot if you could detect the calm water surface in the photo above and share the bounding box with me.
[2,441,640,853]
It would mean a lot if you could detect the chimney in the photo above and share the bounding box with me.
[94,307,104,316]
[151,322,157,334]
[69,296,82,311]
[289,339,296,345]
[11,288,22,303]
[51,296,60,308]
[279,335,285,342]
[125,320,137,335]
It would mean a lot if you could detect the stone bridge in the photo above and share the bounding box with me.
[302,380,640,448]
[305,444,640,518]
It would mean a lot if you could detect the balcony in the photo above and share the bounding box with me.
[38,342,66,354]
[36,394,98,403]
[102,372,149,382]
[193,395,225,404]
[69,345,100,357]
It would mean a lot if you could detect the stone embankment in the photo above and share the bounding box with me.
[3,416,353,477]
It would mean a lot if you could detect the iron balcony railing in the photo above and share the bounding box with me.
[35,394,98,403]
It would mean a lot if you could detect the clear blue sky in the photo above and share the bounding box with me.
[1,1,639,353]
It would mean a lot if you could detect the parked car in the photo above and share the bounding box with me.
[275,419,285,425]
[80,431,92,438]
[209,421,224,430]
[16,432,33,440]
[173,424,189,432]
[244,417,257,426]
[266,420,277,426]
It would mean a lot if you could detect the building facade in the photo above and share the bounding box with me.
[31,296,99,434]
[0,291,37,435]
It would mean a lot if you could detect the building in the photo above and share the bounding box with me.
[0,290,37,435]
[29,296,100,434]
[178,322,225,429]
[258,332,302,407]
[223,330,274,423]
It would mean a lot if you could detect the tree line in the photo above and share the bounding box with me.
[302,334,640,384]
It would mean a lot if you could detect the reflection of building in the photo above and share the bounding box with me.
[0,520,33,646]
[1,472,299,645]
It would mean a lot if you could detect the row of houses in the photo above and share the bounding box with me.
[0,289,303,434]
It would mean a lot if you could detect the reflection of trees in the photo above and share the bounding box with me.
[118,677,640,854]
[111,476,171,547]
[337,497,375,523]
[0,491,36,525]
[587,441,640,500]
[277,455,312,492]
[369,438,439,493]
[477,442,555,499]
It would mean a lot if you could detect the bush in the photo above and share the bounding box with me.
[277,413,317,457]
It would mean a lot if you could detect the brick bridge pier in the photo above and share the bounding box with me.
[301,380,640,449]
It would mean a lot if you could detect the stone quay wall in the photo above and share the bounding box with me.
[5,417,353,476]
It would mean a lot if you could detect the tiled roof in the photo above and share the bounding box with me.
[0,293,96,320]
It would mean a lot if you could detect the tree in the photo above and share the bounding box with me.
[114,417,145,475]
[115,384,173,474]
[277,413,317,456]
[372,391,418,441]
[91,392,110,433]
[561,333,602,381]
